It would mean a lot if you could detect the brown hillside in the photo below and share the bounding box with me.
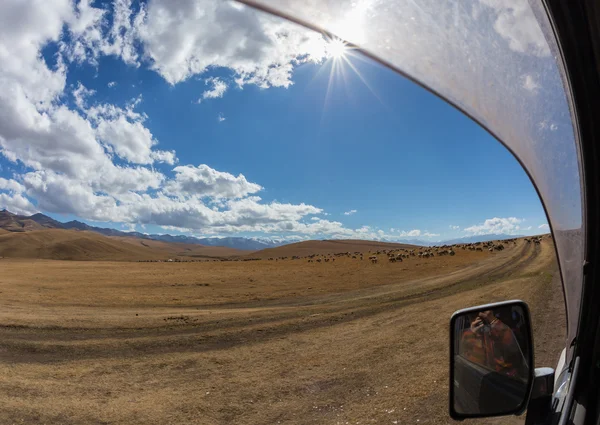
[249,239,420,259]
[0,210,45,232]
[109,236,248,258]
[0,229,245,261]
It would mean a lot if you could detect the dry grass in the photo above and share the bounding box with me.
[0,229,247,261]
[0,237,564,424]
[249,239,420,259]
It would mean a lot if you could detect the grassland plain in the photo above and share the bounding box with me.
[0,237,564,424]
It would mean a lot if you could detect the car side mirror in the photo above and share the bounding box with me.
[450,300,534,420]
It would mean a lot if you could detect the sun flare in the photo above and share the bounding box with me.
[326,38,348,59]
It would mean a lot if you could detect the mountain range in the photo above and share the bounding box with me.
[0,209,281,250]
[0,209,527,250]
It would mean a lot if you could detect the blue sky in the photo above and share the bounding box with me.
[0,0,549,242]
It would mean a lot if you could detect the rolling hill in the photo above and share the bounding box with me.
[249,239,420,259]
[0,229,247,261]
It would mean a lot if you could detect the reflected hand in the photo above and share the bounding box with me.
[479,310,496,324]
[470,317,484,333]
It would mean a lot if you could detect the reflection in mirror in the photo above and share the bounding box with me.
[451,302,532,417]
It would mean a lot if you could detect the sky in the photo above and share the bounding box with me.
[0,0,551,242]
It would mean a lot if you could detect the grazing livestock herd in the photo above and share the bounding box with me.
[296,238,528,265]
[136,235,550,264]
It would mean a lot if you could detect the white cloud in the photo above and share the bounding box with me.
[0,0,70,109]
[114,0,328,87]
[310,217,320,221]
[73,82,96,110]
[343,209,357,216]
[95,115,158,165]
[463,217,523,235]
[218,113,226,122]
[151,150,178,165]
[0,192,38,216]
[200,77,228,101]
[107,81,117,88]
[22,170,119,221]
[522,74,539,92]
[164,164,262,199]
[538,223,549,229]
[0,178,25,194]
[449,225,460,230]
[398,229,421,237]
[62,0,141,66]
[48,0,329,91]
[13,168,324,231]
[423,232,440,237]
[121,222,136,232]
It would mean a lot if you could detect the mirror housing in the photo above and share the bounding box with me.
[449,300,534,420]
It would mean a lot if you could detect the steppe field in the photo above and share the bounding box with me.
[0,236,564,425]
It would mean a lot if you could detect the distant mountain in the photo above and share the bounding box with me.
[0,210,277,251]
[60,220,281,249]
[62,220,148,238]
[29,213,65,228]
[0,210,528,251]
[392,238,433,247]
[439,234,524,245]
[0,209,47,232]
[147,235,280,250]
[192,237,279,250]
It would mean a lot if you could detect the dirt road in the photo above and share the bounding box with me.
[0,238,564,424]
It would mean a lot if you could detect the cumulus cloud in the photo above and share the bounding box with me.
[137,0,327,87]
[73,82,96,110]
[0,0,70,110]
[343,209,357,216]
[64,0,327,88]
[165,165,262,199]
[200,77,228,101]
[0,192,38,216]
[0,177,37,215]
[0,178,25,194]
[463,217,523,235]
[96,114,159,164]
[107,81,116,88]
[61,0,142,66]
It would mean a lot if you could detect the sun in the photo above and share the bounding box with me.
[326,38,348,59]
